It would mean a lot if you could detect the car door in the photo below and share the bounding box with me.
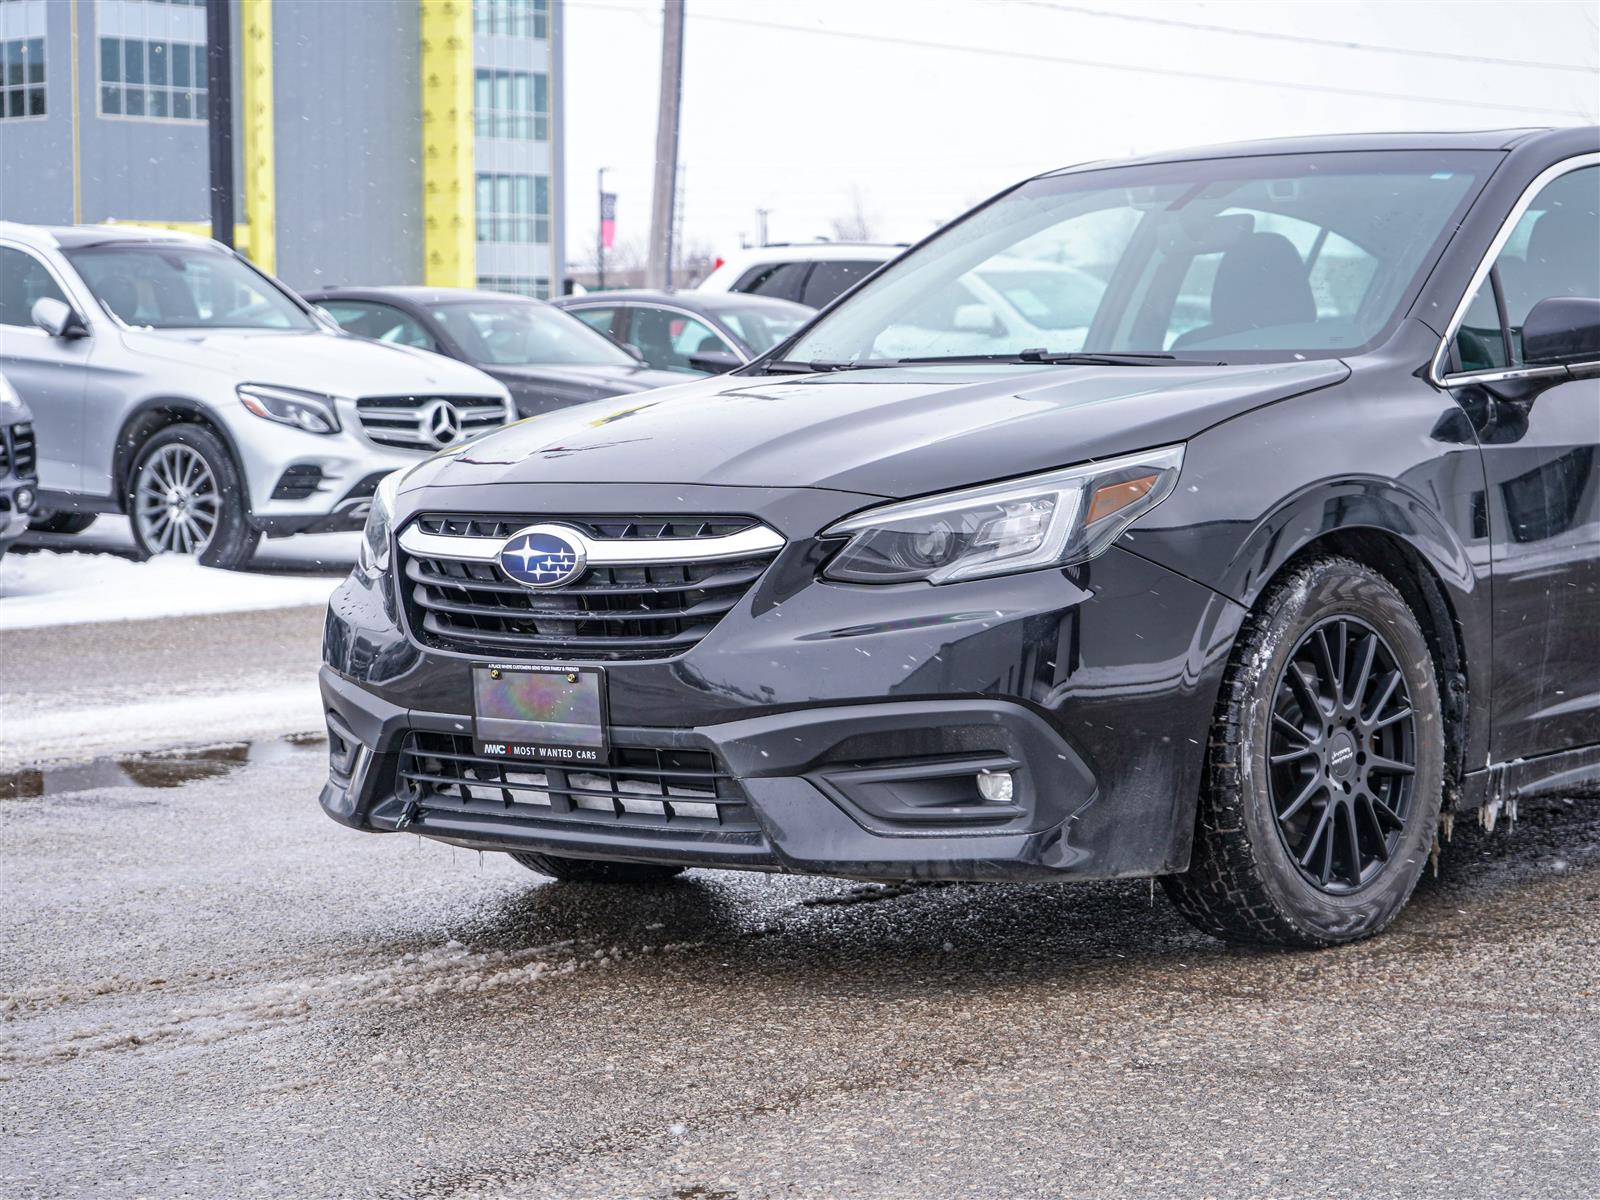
[0,244,90,492]
[1444,160,1600,762]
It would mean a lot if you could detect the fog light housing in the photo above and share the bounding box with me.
[14,487,35,513]
[976,770,1014,803]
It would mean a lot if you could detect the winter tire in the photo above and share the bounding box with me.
[510,851,687,884]
[127,424,259,570]
[1163,555,1445,948]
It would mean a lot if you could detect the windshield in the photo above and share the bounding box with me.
[780,151,1491,366]
[65,243,317,331]
[431,299,637,367]
[714,304,809,354]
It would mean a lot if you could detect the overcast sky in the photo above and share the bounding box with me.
[561,0,1600,265]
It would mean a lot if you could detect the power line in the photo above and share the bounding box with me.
[1017,0,1598,74]
[580,2,1593,119]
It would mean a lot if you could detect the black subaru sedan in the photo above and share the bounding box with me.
[321,128,1599,948]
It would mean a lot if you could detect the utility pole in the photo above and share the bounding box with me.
[756,207,769,247]
[645,1,684,290]
[596,167,608,290]
[205,0,235,248]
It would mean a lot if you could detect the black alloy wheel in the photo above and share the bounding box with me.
[1268,616,1417,894]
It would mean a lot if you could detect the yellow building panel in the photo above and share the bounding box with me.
[420,0,476,287]
[240,0,277,275]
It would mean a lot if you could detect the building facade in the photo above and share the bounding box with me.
[0,0,564,296]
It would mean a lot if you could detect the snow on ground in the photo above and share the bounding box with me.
[0,687,324,768]
[0,550,342,631]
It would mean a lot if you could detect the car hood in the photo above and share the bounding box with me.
[411,360,1349,499]
[117,328,506,398]
[487,362,689,393]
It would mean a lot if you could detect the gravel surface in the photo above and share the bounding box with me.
[3,743,1596,1199]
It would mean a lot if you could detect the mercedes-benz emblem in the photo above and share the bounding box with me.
[422,399,462,447]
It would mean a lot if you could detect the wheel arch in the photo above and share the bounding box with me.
[112,398,252,515]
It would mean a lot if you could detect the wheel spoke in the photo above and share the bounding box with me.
[1347,634,1377,711]
[1287,663,1324,720]
[1273,713,1313,745]
[1270,745,1317,766]
[1279,775,1323,823]
[1367,755,1415,777]
[1363,671,1402,724]
[1368,793,1404,830]
[1341,801,1362,884]
[1313,628,1342,700]
[1357,794,1392,861]
[1370,705,1413,732]
[1298,801,1333,868]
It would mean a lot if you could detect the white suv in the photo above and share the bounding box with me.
[697,242,905,309]
[0,223,512,569]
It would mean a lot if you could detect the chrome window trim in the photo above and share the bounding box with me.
[1429,151,1600,388]
[398,521,785,566]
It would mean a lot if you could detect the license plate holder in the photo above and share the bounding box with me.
[471,664,608,764]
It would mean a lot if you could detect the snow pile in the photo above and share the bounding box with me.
[0,550,340,631]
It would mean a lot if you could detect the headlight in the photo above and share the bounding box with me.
[237,383,341,434]
[357,470,404,579]
[822,444,1185,585]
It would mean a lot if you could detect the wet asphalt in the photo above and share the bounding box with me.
[3,733,1597,1199]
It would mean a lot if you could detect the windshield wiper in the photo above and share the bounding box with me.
[892,350,1223,367]
[759,359,906,375]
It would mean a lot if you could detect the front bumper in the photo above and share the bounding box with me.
[318,488,1246,882]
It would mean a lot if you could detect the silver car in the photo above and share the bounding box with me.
[0,223,513,569]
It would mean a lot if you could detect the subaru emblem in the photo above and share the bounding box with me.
[497,525,588,589]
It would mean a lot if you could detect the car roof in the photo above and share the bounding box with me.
[305,285,548,307]
[0,221,215,250]
[1042,128,1578,177]
[555,289,811,316]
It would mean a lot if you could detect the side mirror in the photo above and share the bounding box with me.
[952,303,1002,335]
[32,296,88,339]
[686,349,741,374]
[1521,296,1600,367]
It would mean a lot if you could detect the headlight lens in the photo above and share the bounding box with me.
[357,470,404,579]
[237,383,341,434]
[822,444,1185,585]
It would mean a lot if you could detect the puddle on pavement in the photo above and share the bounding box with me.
[1,732,327,801]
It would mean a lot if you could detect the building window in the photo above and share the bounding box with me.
[99,36,208,121]
[474,0,549,39]
[1,36,45,121]
[475,173,549,244]
[476,275,551,300]
[474,69,548,141]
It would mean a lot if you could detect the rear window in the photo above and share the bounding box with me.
[800,260,880,308]
[734,261,809,302]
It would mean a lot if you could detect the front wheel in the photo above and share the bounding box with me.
[510,851,686,884]
[1163,555,1444,948]
[127,425,259,570]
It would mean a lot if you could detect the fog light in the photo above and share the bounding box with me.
[976,770,1014,803]
[15,487,34,512]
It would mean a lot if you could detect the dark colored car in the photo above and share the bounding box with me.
[321,128,1599,949]
[306,287,686,418]
[0,371,38,564]
[552,290,811,375]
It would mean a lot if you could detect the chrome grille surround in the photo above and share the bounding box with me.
[396,514,785,661]
[354,395,509,450]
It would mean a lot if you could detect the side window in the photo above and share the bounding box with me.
[321,301,436,350]
[1453,165,1599,370]
[570,306,620,340]
[628,307,726,373]
[735,261,809,302]
[800,260,878,308]
[0,246,69,327]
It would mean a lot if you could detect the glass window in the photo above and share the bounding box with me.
[474,68,548,142]
[1452,166,1600,371]
[63,244,316,331]
[99,35,207,122]
[737,261,810,303]
[569,306,620,340]
[320,301,437,350]
[474,0,548,40]
[1,36,46,121]
[786,152,1489,366]
[800,260,880,308]
[628,307,728,374]
[0,247,69,327]
[433,299,636,366]
[715,303,809,355]
[476,275,552,300]
[475,173,549,244]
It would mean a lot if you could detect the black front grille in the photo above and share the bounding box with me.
[398,731,759,832]
[3,423,35,478]
[401,513,780,661]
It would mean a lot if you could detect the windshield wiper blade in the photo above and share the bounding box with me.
[889,351,1220,367]
[760,359,905,374]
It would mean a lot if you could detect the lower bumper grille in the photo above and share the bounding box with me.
[398,731,759,832]
[2,423,35,478]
